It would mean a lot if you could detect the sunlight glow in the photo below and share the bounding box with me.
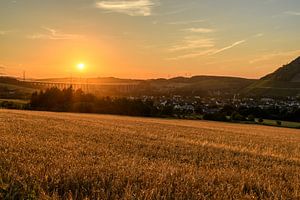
[77,63,85,71]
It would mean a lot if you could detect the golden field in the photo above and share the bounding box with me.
[0,109,300,199]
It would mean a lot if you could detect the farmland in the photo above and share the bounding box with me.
[0,109,300,199]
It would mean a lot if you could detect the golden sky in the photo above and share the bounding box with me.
[0,0,300,79]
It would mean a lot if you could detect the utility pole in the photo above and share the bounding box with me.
[23,71,26,81]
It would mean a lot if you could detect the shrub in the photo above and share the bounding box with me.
[203,113,228,122]
[258,118,264,123]
[247,115,255,122]
[231,112,246,121]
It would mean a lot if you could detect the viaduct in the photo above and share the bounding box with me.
[20,80,139,94]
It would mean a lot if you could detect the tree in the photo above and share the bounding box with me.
[247,115,255,122]
[203,113,228,122]
[276,121,282,126]
[231,112,246,121]
[258,118,264,123]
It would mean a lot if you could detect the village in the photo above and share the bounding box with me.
[140,95,300,121]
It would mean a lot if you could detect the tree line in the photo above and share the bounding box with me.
[29,87,164,117]
[202,104,300,123]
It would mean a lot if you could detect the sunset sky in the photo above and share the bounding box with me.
[0,0,300,79]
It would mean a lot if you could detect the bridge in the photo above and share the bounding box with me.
[20,80,139,94]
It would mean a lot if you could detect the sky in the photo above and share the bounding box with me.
[0,0,300,79]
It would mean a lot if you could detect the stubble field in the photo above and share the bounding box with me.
[0,109,300,199]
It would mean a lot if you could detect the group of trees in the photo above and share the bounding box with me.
[29,87,206,118]
[202,104,300,123]
[30,87,161,117]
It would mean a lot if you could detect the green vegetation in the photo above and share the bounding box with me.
[244,80,300,97]
[0,99,28,104]
[29,87,161,116]
[261,56,300,82]
[25,87,300,129]
[1,110,300,199]
[142,76,255,96]
[0,99,28,110]
[256,118,300,129]
[244,56,300,97]
[0,77,37,99]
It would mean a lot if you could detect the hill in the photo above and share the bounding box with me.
[0,76,36,99]
[0,75,256,98]
[37,77,141,84]
[138,76,255,96]
[244,56,300,96]
[36,76,256,97]
[1,109,299,199]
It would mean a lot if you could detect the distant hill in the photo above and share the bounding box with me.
[37,77,141,85]
[36,76,255,96]
[136,76,255,96]
[0,76,36,99]
[244,56,300,97]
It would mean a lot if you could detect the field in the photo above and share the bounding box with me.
[0,110,300,199]
[0,99,29,104]
[0,82,36,100]
[255,118,300,129]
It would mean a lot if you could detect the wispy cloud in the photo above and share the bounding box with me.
[167,50,215,60]
[285,11,300,16]
[168,24,217,58]
[0,30,13,35]
[96,0,157,16]
[210,40,246,55]
[185,28,215,33]
[169,37,215,52]
[0,64,7,75]
[253,33,264,38]
[168,19,206,25]
[168,31,264,60]
[28,27,83,40]
[250,50,300,64]
[168,40,246,60]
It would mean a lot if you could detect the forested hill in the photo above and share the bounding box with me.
[1,75,256,97]
[244,56,300,97]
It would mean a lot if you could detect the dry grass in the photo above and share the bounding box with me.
[0,109,300,199]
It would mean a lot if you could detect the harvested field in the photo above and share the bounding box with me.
[0,109,300,199]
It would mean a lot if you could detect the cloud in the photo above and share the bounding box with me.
[28,27,83,40]
[167,50,215,60]
[185,28,215,33]
[168,40,246,60]
[250,50,300,64]
[168,24,218,59]
[96,0,157,16]
[0,64,7,75]
[169,37,215,52]
[253,33,264,38]
[0,30,13,35]
[167,19,206,25]
[285,11,300,16]
[210,40,246,55]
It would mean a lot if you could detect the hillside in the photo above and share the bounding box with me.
[1,109,299,199]
[244,56,300,96]
[0,76,36,99]
[37,76,256,97]
[135,76,255,96]
[37,77,141,84]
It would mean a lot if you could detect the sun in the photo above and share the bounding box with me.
[77,63,85,71]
